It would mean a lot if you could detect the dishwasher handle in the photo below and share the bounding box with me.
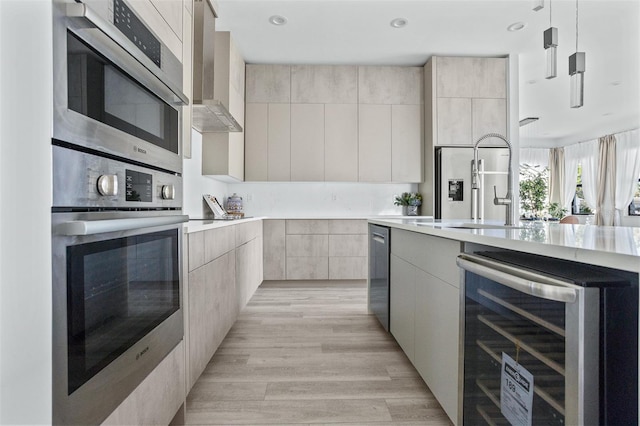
[371,232,387,244]
[457,254,579,303]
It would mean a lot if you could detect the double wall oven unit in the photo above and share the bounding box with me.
[52,0,188,424]
[458,251,638,426]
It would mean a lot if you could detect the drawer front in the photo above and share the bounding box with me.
[286,219,329,235]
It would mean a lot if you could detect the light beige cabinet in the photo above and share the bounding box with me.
[358,66,423,183]
[325,104,358,181]
[244,103,291,181]
[430,56,507,147]
[184,220,263,392]
[263,219,367,281]
[245,64,422,182]
[245,65,292,181]
[358,104,392,182]
[390,254,416,361]
[290,65,357,104]
[420,56,508,215]
[202,32,245,181]
[263,220,286,280]
[290,104,325,181]
[389,228,461,424]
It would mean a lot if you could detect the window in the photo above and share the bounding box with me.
[629,178,640,216]
[571,164,593,215]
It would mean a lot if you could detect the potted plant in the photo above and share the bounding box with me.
[547,202,567,221]
[394,192,423,216]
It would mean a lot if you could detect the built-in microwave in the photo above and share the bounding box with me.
[53,0,188,174]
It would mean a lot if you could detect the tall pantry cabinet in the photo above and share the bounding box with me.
[419,56,508,216]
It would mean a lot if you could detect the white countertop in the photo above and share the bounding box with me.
[184,217,265,233]
[369,218,640,273]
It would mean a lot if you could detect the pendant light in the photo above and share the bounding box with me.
[569,0,586,108]
[543,0,557,79]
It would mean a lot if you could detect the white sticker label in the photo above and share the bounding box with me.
[501,352,534,426]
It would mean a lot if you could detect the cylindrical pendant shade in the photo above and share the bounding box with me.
[545,46,557,79]
[570,72,584,108]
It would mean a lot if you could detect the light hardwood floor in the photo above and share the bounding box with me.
[185,280,452,425]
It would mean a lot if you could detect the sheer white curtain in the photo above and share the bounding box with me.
[520,148,549,168]
[548,148,564,206]
[577,140,598,211]
[562,144,581,211]
[596,136,616,226]
[614,129,640,225]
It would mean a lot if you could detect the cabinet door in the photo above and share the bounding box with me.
[358,66,423,105]
[392,104,422,182]
[390,254,415,361]
[325,104,358,181]
[291,65,357,104]
[359,104,391,182]
[471,98,507,143]
[290,104,325,181]
[244,103,268,181]
[436,98,471,146]
[474,58,507,98]
[435,57,475,98]
[268,103,291,181]
[263,220,286,280]
[414,269,459,424]
[245,64,291,103]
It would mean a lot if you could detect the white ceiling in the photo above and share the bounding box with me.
[215,0,640,147]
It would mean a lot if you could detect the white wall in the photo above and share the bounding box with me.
[227,182,417,217]
[183,129,229,218]
[0,1,53,423]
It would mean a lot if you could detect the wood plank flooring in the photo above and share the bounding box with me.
[185,280,452,425]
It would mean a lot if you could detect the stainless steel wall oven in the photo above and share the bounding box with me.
[458,251,638,426]
[52,0,188,424]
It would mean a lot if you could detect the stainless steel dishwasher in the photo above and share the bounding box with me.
[369,224,390,331]
[457,251,638,426]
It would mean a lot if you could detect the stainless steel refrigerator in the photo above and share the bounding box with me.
[435,147,510,220]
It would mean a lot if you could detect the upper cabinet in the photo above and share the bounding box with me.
[244,64,423,183]
[246,65,291,103]
[202,32,246,181]
[290,65,357,104]
[358,66,423,182]
[429,56,507,146]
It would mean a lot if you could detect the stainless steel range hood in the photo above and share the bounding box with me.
[192,0,242,133]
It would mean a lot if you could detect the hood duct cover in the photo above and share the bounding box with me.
[192,0,242,133]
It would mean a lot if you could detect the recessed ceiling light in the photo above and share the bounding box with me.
[527,80,537,85]
[269,15,287,26]
[603,112,614,116]
[610,81,622,86]
[507,22,526,32]
[390,18,408,28]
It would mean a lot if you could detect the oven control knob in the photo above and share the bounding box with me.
[97,174,118,196]
[161,184,175,200]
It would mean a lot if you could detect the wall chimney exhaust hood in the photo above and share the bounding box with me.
[192,0,242,133]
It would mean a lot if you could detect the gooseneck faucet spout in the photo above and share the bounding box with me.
[472,133,514,226]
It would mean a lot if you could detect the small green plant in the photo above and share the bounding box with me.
[394,192,422,206]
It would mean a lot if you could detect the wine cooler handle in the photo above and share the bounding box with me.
[457,254,579,303]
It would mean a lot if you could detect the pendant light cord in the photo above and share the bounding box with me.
[549,0,552,26]
[575,0,579,51]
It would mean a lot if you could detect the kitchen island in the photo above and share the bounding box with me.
[368,217,640,424]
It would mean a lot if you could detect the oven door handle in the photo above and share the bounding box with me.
[57,215,189,236]
[65,3,189,106]
[457,254,579,303]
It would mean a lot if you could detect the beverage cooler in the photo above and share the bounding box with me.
[457,251,638,425]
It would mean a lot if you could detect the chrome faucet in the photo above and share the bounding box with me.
[472,133,514,226]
